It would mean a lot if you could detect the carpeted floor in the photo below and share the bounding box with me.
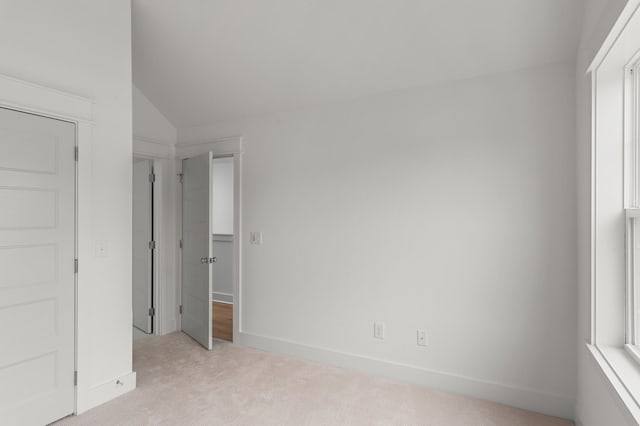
[55,332,572,425]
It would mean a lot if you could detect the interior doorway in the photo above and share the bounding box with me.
[211,157,234,342]
[132,157,155,339]
[179,152,236,349]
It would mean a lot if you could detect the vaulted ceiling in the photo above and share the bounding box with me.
[132,0,584,128]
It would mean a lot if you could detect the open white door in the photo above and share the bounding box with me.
[0,107,76,424]
[132,159,153,334]
[181,152,213,349]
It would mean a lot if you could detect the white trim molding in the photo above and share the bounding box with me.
[235,331,574,420]
[175,136,243,159]
[0,73,93,123]
[76,372,136,415]
[133,134,175,159]
[212,291,233,304]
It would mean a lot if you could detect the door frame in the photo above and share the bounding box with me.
[0,74,93,415]
[131,156,159,336]
[175,137,242,342]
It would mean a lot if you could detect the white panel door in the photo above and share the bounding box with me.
[181,153,213,349]
[132,159,153,334]
[0,108,75,425]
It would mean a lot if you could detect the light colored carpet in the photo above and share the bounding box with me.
[56,332,572,426]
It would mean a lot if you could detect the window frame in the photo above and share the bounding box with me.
[625,57,640,359]
[588,1,640,423]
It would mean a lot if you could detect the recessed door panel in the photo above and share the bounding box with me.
[0,130,58,174]
[0,188,57,229]
[0,244,57,288]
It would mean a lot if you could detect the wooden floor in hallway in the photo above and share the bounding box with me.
[212,301,233,341]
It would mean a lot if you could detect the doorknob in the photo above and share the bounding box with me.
[200,257,208,264]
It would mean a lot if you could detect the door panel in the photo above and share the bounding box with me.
[0,107,75,425]
[181,153,212,349]
[132,159,153,334]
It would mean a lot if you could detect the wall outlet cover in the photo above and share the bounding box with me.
[374,322,385,340]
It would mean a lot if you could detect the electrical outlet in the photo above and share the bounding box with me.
[250,231,262,245]
[373,322,385,340]
[417,330,428,347]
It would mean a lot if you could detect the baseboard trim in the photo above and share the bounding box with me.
[164,319,178,335]
[76,371,136,414]
[236,331,574,420]
[212,291,233,304]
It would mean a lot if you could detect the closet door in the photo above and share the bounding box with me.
[0,107,76,424]
[181,152,213,349]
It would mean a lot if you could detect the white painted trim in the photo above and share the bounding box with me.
[587,344,640,425]
[75,372,136,415]
[233,153,242,340]
[0,73,93,123]
[213,233,234,242]
[152,159,163,336]
[175,136,242,159]
[625,344,640,364]
[212,291,233,304]
[236,331,574,420]
[588,0,640,73]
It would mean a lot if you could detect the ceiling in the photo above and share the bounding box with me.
[132,0,584,128]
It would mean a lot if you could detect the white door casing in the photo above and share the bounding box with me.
[0,107,76,424]
[132,159,153,334]
[181,153,213,349]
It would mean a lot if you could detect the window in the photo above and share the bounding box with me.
[626,58,640,361]
[589,1,640,422]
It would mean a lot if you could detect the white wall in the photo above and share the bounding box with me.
[212,157,234,234]
[179,62,578,418]
[133,85,177,146]
[0,0,134,412]
[575,0,638,425]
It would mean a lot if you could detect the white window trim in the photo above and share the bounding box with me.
[589,1,640,423]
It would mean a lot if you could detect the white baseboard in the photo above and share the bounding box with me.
[163,318,178,335]
[236,331,574,420]
[76,371,136,414]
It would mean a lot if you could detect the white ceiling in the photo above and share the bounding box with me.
[132,0,584,128]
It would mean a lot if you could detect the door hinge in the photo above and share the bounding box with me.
[149,240,156,250]
[74,259,78,273]
[149,173,156,183]
[74,146,78,162]
[178,173,184,183]
[74,371,78,386]
[179,239,183,249]
[148,307,155,317]
[179,305,183,315]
